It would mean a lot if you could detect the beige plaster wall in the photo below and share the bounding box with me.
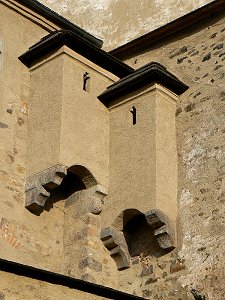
[102,85,178,234]
[28,46,115,187]
[27,54,64,175]
[39,0,213,50]
[60,49,114,187]
[0,1,117,289]
[0,269,110,300]
[0,1,67,273]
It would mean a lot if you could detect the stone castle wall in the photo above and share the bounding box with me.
[115,8,225,300]
[0,1,224,300]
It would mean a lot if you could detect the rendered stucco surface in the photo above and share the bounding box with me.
[39,0,213,50]
[0,1,67,273]
[0,269,111,300]
[102,85,178,236]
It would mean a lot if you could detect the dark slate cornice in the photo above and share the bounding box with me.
[98,62,188,106]
[19,30,133,78]
[16,0,103,48]
[0,258,144,299]
[110,0,225,59]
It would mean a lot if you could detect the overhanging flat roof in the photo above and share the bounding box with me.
[19,30,133,78]
[17,0,103,48]
[110,0,225,59]
[98,62,188,106]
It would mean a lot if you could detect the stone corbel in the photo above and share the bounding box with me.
[89,185,108,215]
[25,165,67,213]
[145,209,175,249]
[100,227,130,270]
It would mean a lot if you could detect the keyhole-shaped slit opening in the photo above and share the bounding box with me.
[83,72,90,92]
[130,106,136,125]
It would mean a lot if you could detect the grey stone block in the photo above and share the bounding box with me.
[25,164,67,212]
[101,226,130,270]
[145,210,175,249]
[78,256,102,272]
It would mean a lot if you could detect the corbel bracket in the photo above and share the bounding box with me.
[100,227,130,270]
[25,165,67,213]
[145,209,175,249]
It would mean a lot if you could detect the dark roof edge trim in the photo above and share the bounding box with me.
[16,0,103,48]
[0,258,143,300]
[109,0,225,59]
[19,30,133,78]
[98,62,188,106]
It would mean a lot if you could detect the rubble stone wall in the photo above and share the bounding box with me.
[117,8,225,300]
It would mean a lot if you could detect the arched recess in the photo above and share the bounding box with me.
[101,208,175,270]
[48,165,98,200]
[25,164,98,214]
[112,208,143,231]
[67,165,97,189]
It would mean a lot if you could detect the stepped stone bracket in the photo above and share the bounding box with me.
[145,209,175,249]
[100,226,130,270]
[25,165,67,213]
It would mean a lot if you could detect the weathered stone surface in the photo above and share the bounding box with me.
[39,0,212,51]
[25,186,50,212]
[122,7,225,300]
[145,210,175,249]
[80,273,97,283]
[202,52,211,62]
[0,292,5,300]
[65,185,108,217]
[25,165,67,212]
[25,165,67,192]
[0,122,8,128]
[141,265,153,277]
[191,289,206,300]
[79,257,102,272]
[145,277,158,284]
[213,43,223,51]
[0,1,224,299]
[154,225,174,249]
[0,269,118,300]
[145,209,167,229]
[101,227,130,270]
[170,259,186,274]
[169,46,188,59]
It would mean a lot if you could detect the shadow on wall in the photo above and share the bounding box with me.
[43,165,97,213]
[123,211,172,258]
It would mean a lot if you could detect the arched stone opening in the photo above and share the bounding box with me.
[25,164,98,214]
[46,165,97,203]
[112,208,142,231]
[123,213,168,258]
[101,208,175,270]
[67,165,97,189]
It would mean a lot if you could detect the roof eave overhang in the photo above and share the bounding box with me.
[18,30,134,78]
[109,0,225,59]
[98,62,188,107]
